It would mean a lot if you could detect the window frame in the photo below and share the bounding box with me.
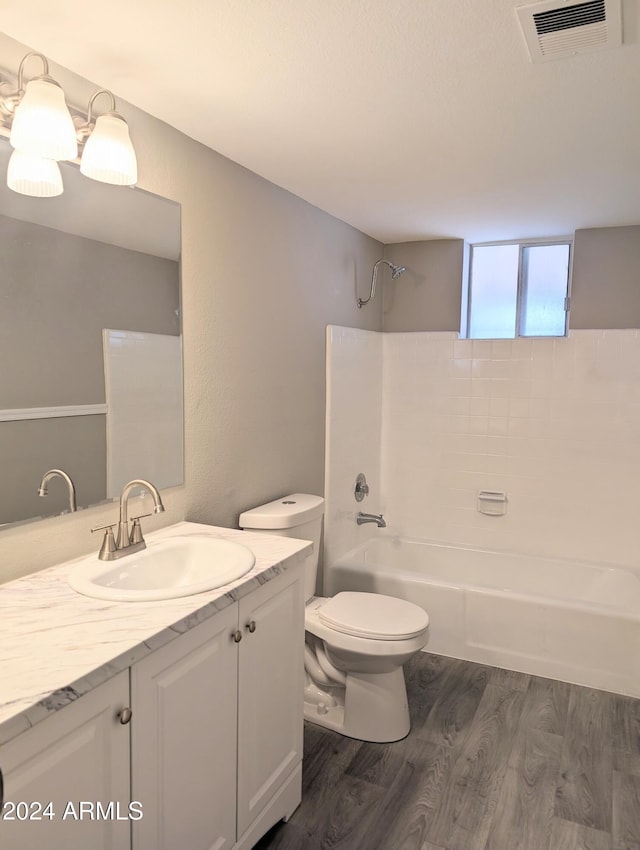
[464,237,573,340]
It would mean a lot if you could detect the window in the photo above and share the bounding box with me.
[464,240,571,339]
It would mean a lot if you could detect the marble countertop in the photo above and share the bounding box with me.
[0,521,311,746]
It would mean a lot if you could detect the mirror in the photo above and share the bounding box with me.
[0,140,182,527]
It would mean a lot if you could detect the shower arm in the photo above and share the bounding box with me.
[357,259,404,308]
[357,259,388,309]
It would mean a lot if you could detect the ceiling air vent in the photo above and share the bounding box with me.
[516,0,622,62]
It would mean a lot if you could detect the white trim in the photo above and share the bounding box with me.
[470,236,574,248]
[0,404,107,422]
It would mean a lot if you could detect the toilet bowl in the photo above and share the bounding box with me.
[239,494,430,743]
[304,592,429,742]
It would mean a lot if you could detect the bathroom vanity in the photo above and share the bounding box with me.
[0,522,310,850]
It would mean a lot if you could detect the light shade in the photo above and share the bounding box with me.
[7,149,63,197]
[80,113,137,185]
[10,77,78,161]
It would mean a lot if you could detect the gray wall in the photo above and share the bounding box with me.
[182,170,383,527]
[0,32,382,581]
[381,227,640,333]
[570,226,640,329]
[382,240,465,332]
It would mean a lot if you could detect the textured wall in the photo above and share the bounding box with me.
[382,239,465,332]
[0,32,382,582]
[570,226,640,329]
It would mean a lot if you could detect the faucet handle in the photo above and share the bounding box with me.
[129,514,152,545]
[91,524,118,560]
[91,522,117,534]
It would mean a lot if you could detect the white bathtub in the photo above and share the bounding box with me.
[326,536,640,698]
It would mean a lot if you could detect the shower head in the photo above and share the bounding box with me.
[357,258,407,307]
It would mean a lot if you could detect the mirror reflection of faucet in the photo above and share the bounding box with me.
[37,468,77,513]
[356,512,386,528]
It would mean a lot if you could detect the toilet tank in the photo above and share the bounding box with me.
[238,494,324,602]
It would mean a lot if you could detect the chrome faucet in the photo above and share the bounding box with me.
[92,479,165,561]
[37,468,77,513]
[356,512,386,528]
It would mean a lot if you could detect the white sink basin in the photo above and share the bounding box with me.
[68,534,256,601]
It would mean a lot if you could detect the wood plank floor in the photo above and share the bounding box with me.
[255,653,640,850]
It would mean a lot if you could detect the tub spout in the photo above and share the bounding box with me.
[356,512,386,528]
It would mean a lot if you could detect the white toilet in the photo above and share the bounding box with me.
[239,494,430,743]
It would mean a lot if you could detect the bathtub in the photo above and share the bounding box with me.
[326,536,640,698]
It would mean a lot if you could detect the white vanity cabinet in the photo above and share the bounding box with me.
[0,670,131,850]
[0,563,305,850]
[132,563,305,850]
[131,603,239,850]
[236,566,305,845]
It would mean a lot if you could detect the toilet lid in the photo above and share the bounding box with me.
[318,592,429,640]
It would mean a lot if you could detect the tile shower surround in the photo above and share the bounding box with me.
[324,327,383,574]
[326,328,640,571]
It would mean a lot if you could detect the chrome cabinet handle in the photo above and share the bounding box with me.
[118,707,133,725]
[246,620,257,633]
[232,630,243,643]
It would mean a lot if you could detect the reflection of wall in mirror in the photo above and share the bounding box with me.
[103,329,183,498]
[0,214,180,525]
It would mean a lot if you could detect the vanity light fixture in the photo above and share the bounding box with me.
[75,90,137,186]
[1,51,138,196]
[6,149,63,197]
[1,52,77,161]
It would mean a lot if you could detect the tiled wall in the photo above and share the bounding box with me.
[382,330,640,568]
[324,326,383,587]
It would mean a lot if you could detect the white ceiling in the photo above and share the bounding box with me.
[1,0,639,244]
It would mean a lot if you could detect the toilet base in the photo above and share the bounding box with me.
[303,667,410,743]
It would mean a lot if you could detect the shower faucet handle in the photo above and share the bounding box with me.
[354,473,369,502]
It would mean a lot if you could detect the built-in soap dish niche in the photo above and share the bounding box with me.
[477,491,508,516]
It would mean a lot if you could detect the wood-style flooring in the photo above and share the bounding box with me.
[255,652,640,850]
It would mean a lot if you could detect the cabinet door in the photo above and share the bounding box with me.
[0,670,130,850]
[131,603,238,850]
[237,566,304,836]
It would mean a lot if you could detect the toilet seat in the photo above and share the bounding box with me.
[317,592,429,641]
